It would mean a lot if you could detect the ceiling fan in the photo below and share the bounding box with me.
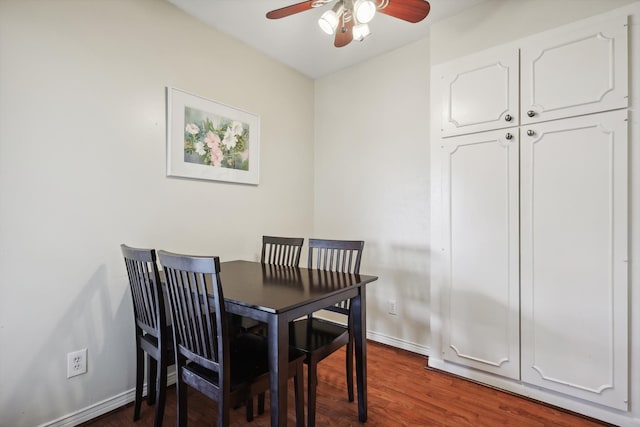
[266,0,431,48]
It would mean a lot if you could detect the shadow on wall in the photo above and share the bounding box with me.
[1,265,134,426]
[364,241,430,348]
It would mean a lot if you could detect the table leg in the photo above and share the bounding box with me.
[268,315,289,427]
[352,287,368,422]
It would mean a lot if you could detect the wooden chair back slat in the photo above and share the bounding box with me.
[261,236,304,267]
[308,239,363,274]
[308,239,364,315]
[121,245,165,338]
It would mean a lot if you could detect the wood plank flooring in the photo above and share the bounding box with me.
[81,341,612,426]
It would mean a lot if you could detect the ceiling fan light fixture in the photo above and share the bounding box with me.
[319,2,345,35]
[318,9,339,35]
[354,0,376,24]
[352,23,371,41]
[267,0,431,48]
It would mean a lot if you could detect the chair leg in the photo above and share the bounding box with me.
[307,362,318,427]
[176,370,187,427]
[147,355,157,405]
[219,396,230,426]
[153,357,168,427]
[294,363,304,427]
[134,346,144,421]
[245,398,254,422]
[346,338,354,402]
[245,392,265,421]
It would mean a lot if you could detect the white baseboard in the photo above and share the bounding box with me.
[39,372,176,427]
[366,330,430,357]
[428,358,640,427]
[312,312,431,357]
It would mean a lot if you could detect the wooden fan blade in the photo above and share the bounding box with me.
[266,1,315,19]
[334,16,354,47]
[377,0,430,23]
[334,25,353,47]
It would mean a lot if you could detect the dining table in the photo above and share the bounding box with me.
[216,260,378,427]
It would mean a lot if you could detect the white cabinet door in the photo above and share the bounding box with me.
[520,15,628,125]
[440,46,519,137]
[441,128,520,380]
[520,110,628,410]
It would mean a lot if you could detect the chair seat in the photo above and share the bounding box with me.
[184,333,304,390]
[289,317,350,354]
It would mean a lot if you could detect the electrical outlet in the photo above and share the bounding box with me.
[388,299,397,315]
[67,348,87,378]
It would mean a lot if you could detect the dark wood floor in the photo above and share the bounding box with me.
[82,341,611,426]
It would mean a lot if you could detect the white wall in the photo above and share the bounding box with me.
[314,38,431,353]
[0,1,314,425]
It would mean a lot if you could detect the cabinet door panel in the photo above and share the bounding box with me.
[440,47,519,137]
[521,15,628,124]
[520,110,628,410]
[441,128,520,379]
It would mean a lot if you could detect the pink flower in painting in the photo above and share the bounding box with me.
[241,150,249,161]
[209,142,223,167]
[204,131,221,149]
[204,131,223,167]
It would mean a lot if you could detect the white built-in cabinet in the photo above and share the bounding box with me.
[440,46,519,136]
[520,19,628,125]
[441,127,521,380]
[436,13,629,411]
[520,110,628,409]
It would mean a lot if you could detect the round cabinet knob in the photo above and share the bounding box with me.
[527,110,536,118]
[504,114,512,122]
[527,129,535,136]
[505,133,513,140]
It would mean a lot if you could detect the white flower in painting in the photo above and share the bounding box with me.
[222,127,237,149]
[230,121,244,137]
[221,122,245,149]
[194,141,206,156]
[185,123,200,135]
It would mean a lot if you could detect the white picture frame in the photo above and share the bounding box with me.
[166,86,260,185]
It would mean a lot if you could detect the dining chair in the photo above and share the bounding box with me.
[235,235,305,337]
[157,250,305,427]
[242,235,306,413]
[120,244,174,427]
[289,238,364,427]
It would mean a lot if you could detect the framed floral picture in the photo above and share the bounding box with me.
[166,87,260,184]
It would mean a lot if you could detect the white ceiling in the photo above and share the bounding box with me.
[167,0,485,79]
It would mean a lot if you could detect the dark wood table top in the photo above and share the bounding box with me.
[219,260,378,314]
